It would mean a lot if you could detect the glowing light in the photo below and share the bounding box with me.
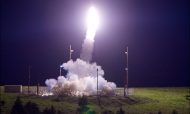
[86,6,100,41]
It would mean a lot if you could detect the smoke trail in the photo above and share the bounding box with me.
[80,39,94,62]
[80,6,99,62]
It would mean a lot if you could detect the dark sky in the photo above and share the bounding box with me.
[1,0,189,87]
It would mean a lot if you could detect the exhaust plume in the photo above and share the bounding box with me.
[80,6,100,62]
[44,6,116,96]
[80,39,94,62]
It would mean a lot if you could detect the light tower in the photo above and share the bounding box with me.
[69,45,74,60]
[59,45,74,76]
[97,68,101,105]
[28,65,31,94]
[124,47,128,97]
[97,68,99,96]
[59,65,63,76]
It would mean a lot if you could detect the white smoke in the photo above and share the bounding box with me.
[45,79,57,92]
[63,59,104,78]
[44,6,117,96]
[45,59,116,96]
[80,39,94,62]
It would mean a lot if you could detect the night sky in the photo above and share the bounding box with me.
[1,0,189,87]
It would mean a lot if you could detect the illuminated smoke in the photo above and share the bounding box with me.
[80,7,100,62]
[45,79,57,92]
[80,39,94,62]
[44,7,116,96]
[45,59,116,96]
[85,6,100,41]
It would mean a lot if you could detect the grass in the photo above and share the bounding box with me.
[124,88,190,113]
[0,86,189,114]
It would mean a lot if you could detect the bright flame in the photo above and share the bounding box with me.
[86,6,100,41]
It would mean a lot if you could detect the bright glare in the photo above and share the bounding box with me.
[86,6,100,41]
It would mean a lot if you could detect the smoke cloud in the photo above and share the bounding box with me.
[45,79,57,92]
[44,6,116,96]
[45,59,116,96]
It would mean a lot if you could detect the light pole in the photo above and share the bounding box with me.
[60,65,63,76]
[97,68,101,105]
[97,68,99,96]
[28,65,31,94]
[69,45,74,60]
[124,47,128,97]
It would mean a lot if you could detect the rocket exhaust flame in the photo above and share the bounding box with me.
[80,6,100,62]
[86,6,100,41]
[80,7,100,62]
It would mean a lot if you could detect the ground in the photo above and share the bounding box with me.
[0,86,189,114]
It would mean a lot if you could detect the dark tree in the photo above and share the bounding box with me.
[116,107,125,114]
[57,110,64,114]
[42,108,49,114]
[0,100,5,113]
[78,95,88,106]
[0,100,5,106]
[42,106,56,114]
[172,109,178,114]
[50,106,56,114]
[158,110,162,114]
[25,101,40,114]
[101,110,114,114]
[10,97,26,114]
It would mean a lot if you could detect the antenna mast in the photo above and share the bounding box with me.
[28,65,31,94]
[69,45,74,60]
[124,47,128,97]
